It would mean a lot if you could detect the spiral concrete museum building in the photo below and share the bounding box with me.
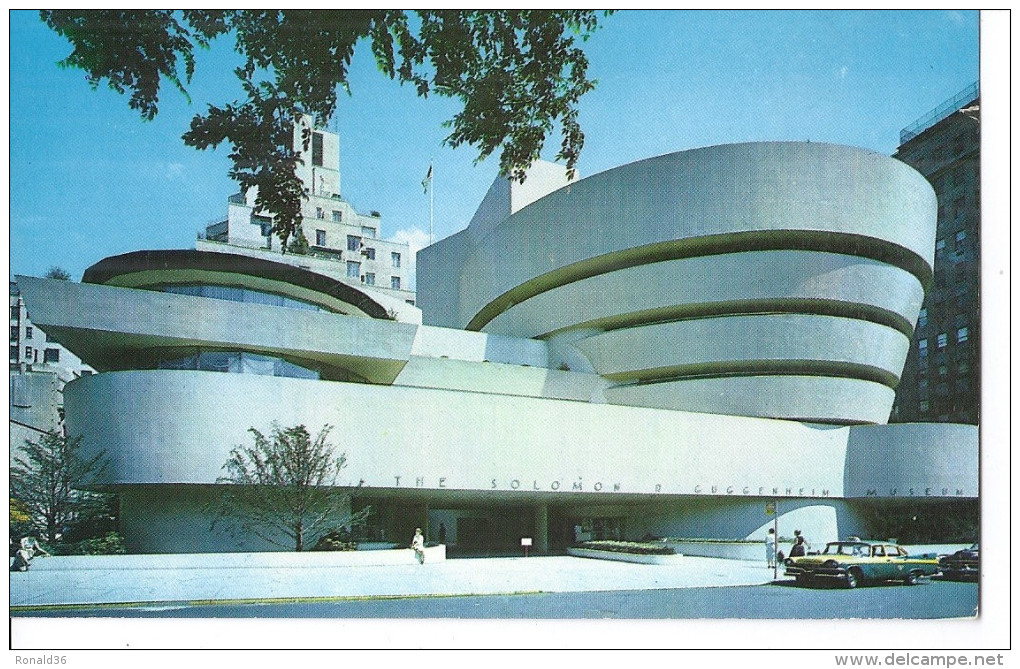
[17,142,978,554]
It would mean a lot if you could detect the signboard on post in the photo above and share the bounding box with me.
[521,537,533,557]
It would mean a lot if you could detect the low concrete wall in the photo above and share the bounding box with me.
[660,541,763,560]
[23,545,446,571]
[567,547,684,565]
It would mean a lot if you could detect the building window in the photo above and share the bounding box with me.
[10,345,18,360]
[363,247,376,260]
[957,327,969,343]
[917,308,927,328]
[161,284,327,313]
[935,239,946,251]
[159,350,319,380]
[364,273,375,286]
[955,229,966,243]
[391,252,401,268]
[346,261,361,279]
[312,132,324,167]
[332,210,342,223]
[958,360,970,374]
[10,306,20,320]
[391,276,401,290]
[24,346,32,360]
[347,235,361,252]
[316,229,327,246]
[43,348,60,363]
[315,207,325,220]
[10,326,17,341]
[917,339,928,357]
[25,326,32,339]
[936,333,947,349]
[919,401,929,413]
[361,226,376,238]
[938,365,948,377]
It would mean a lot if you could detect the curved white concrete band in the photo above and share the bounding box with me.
[483,250,925,339]
[420,142,936,331]
[604,374,897,424]
[66,370,973,499]
[572,313,909,383]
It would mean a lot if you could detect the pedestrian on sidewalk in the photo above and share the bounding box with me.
[411,527,425,565]
[765,528,777,568]
[789,533,807,558]
[11,535,49,572]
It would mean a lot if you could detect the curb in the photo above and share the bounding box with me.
[10,589,549,613]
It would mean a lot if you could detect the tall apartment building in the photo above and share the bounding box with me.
[890,83,980,425]
[199,116,416,305]
[10,280,94,458]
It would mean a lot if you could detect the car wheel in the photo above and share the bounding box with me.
[904,570,922,586]
[845,568,862,589]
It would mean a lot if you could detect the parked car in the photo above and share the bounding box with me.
[785,540,940,588]
[939,543,979,580]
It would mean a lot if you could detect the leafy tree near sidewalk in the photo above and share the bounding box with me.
[44,266,72,280]
[40,10,610,248]
[10,431,112,545]
[210,423,368,551]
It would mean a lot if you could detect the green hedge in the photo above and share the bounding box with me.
[52,532,127,556]
[311,529,358,552]
[577,540,676,556]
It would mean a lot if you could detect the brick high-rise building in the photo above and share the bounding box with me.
[891,83,980,425]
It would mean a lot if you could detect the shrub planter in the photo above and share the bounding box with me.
[567,547,684,565]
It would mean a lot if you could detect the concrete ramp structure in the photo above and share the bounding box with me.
[18,143,977,554]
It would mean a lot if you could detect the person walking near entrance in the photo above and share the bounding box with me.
[411,527,425,565]
[789,533,807,558]
[765,528,777,568]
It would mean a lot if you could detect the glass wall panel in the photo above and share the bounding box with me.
[159,284,325,312]
[157,349,320,380]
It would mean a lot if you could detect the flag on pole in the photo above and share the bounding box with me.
[422,164,433,193]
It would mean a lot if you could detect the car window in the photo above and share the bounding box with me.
[872,546,885,557]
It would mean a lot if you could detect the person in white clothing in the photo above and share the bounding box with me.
[765,528,777,568]
[12,535,49,572]
[411,528,425,565]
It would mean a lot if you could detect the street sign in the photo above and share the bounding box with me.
[765,501,776,515]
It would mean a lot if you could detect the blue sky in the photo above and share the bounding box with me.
[9,10,982,282]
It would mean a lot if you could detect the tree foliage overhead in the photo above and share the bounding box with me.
[41,10,609,247]
[211,423,367,551]
[10,431,111,544]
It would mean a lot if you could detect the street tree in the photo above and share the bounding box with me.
[211,423,367,551]
[44,266,72,280]
[40,10,610,248]
[10,431,111,544]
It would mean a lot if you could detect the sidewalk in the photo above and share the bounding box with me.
[10,551,774,610]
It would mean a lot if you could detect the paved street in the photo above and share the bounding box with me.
[15,579,977,620]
